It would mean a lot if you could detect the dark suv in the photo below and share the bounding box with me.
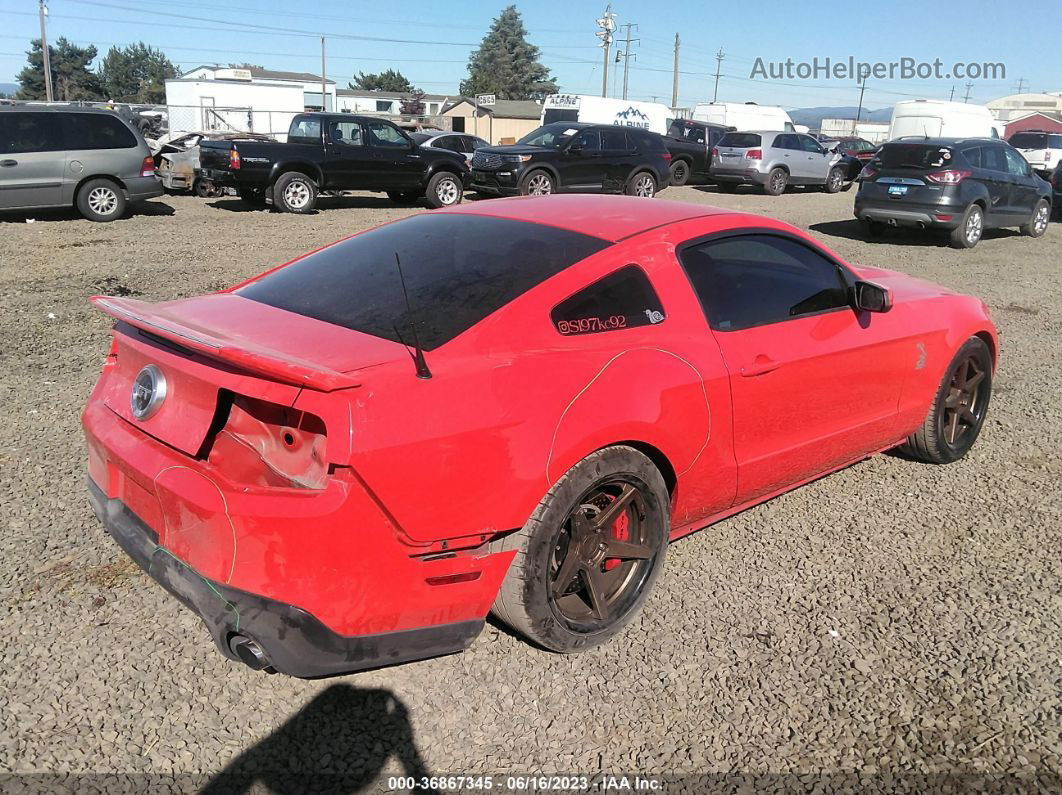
[854,138,1052,248]
[470,122,670,198]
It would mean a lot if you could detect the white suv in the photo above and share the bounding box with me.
[1008,130,1062,178]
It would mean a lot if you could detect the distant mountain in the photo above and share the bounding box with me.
[789,105,892,130]
[0,82,18,97]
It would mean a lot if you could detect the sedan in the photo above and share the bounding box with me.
[410,131,489,164]
[83,195,998,676]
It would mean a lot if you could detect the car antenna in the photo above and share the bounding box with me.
[394,251,432,380]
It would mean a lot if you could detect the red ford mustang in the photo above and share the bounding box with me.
[82,195,997,677]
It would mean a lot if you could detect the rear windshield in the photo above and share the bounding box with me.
[718,133,761,148]
[667,121,706,144]
[1009,132,1062,149]
[874,143,955,169]
[238,214,610,350]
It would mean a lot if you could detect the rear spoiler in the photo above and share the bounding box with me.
[92,296,360,392]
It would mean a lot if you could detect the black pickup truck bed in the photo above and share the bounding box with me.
[199,113,468,212]
[662,119,733,186]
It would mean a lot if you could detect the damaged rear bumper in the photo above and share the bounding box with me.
[87,478,484,678]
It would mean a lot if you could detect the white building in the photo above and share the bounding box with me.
[335,89,455,117]
[164,66,337,139]
[987,92,1062,123]
[819,118,890,143]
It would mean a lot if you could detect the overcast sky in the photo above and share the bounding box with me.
[1,0,1054,109]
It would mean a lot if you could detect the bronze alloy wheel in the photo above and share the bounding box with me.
[939,351,989,447]
[548,478,655,628]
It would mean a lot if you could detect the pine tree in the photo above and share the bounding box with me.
[99,43,177,103]
[17,37,102,101]
[460,6,557,100]
[350,69,414,93]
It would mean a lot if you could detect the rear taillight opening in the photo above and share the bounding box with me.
[745,149,762,160]
[140,156,155,177]
[925,169,971,185]
[229,148,241,170]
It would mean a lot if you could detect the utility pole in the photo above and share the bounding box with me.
[38,0,53,102]
[963,82,973,103]
[595,5,616,98]
[855,74,867,128]
[320,36,327,111]
[617,22,638,101]
[949,85,955,101]
[671,32,680,109]
[712,48,724,103]
[1015,77,1027,94]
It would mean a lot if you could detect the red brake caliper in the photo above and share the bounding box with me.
[603,500,629,571]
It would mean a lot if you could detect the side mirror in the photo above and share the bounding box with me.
[851,280,892,313]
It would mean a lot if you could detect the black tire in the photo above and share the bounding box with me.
[238,188,268,208]
[273,172,318,214]
[669,159,691,186]
[519,169,555,196]
[824,166,845,194]
[866,220,887,238]
[194,179,222,198]
[1020,198,1050,238]
[899,337,993,464]
[492,446,669,653]
[716,181,737,194]
[424,171,463,208]
[76,178,126,222]
[626,171,658,198]
[387,190,420,205]
[949,203,983,249]
[764,167,787,196]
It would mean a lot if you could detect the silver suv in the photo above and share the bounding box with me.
[711,130,848,195]
[0,106,162,221]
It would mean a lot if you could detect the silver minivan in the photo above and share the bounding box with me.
[711,130,848,196]
[0,106,162,221]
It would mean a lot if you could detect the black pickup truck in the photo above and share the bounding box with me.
[199,113,469,212]
[662,118,733,186]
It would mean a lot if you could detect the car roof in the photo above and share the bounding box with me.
[436,194,737,242]
[0,105,123,114]
[884,137,1001,146]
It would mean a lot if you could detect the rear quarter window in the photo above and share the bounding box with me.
[551,265,665,336]
[718,133,761,148]
[66,113,137,150]
[0,112,64,153]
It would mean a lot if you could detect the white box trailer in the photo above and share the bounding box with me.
[541,94,673,135]
[888,100,1004,141]
[692,102,795,132]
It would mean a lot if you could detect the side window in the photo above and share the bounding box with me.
[982,146,1008,173]
[707,128,724,148]
[68,113,137,150]
[600,128,629,151]
[471,137,489,150]
[0,113,64,154]
[288,117,321,144]
[772,134,792,150]
[329,121,364,146]
[366,121,408,148]
[1004,148,1030,176]
[798,135,823,153]
[571,129,601,152]
[679,234,850,331]
[551,265,665,336]
[962,146,983,168]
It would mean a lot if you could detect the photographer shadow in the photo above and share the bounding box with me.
[202,683,439,794]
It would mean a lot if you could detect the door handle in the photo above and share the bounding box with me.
[0,159,17,167]
[740,355,781,377]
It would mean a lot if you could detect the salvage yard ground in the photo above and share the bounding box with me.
[1,187,1059,789]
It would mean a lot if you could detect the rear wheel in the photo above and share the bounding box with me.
[950,204,983,248]
[626,171,657,198]
[669,160,690,186]
[764,167,787,196]
[1020,198,1050,237]
[900,337,993,464]
[76,178,126,222]
[273,172,318,214]
[492,446,669,653]
[424,171,463,208]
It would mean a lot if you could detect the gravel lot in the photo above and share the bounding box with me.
[1,187,1059,793]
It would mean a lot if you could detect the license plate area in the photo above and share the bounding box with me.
[888,185,908,197]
